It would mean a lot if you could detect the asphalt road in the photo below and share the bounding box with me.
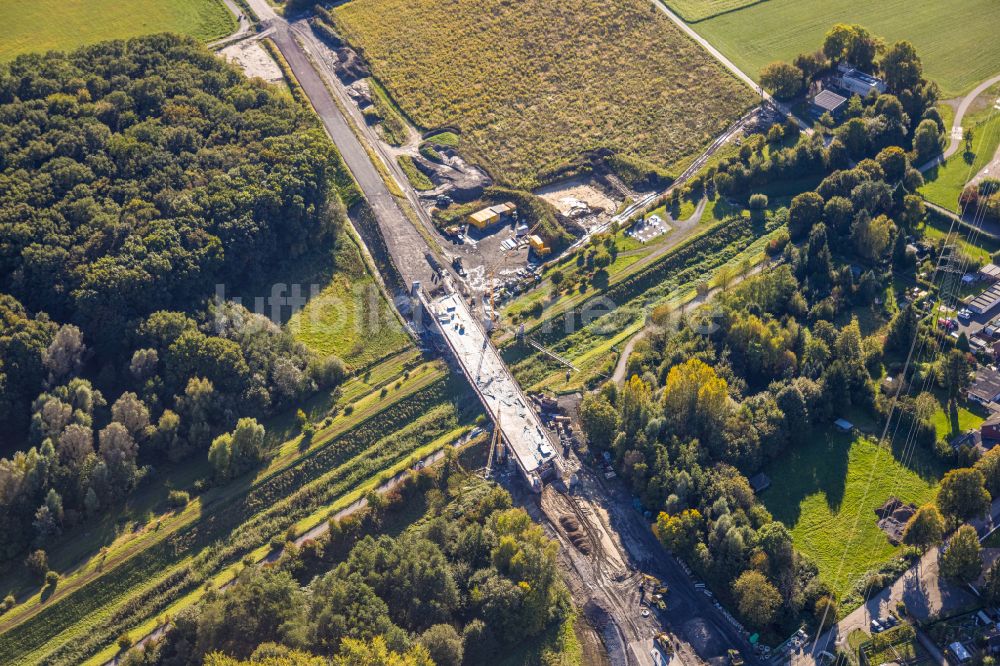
[244,0,438,290]
[919,72,1000,173]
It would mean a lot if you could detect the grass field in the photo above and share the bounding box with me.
[692,0,1000,98]
[920,91,1000,211]
[761,432,940,595]
[281,229,410,369]
[662,0,762,22]
[0,0,236,62]
[333,0,755,188]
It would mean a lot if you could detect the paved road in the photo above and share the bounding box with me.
[792,496,1000,666]
[919,73,1000,173]
[207,0,254,48]
[611,258,764,384]
[244,0,439,290]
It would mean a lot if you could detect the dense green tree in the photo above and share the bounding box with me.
[732,570,782,628]
[936,468,991,524]
[901,504,945,551]
[760,62,804,100]
[939,525,982,583]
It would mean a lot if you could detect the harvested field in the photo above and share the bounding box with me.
[0,0,235,62]
[693,0,1000,97]
[333,0,755,188]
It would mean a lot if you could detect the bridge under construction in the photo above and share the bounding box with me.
[418,288,559,491]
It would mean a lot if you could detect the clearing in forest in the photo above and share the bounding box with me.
[692,0,1000,98]
[761,432,940,595]
[0,0,235,61]
[333,0,755,188]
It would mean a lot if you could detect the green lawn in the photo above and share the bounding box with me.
[761,432,940,595]
[661,0,762,22]
[0,0,236,61]
[930,399,987,440]
[920,105,1000,212]
[285,233,411,370]
[917,209,1000,266]
[692,0,1000,97]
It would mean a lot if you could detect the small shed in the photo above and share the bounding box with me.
[981,263,1000,282]
[834,418,853,433]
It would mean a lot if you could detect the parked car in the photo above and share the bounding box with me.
[870,619,883,633]
[958,308,973,320]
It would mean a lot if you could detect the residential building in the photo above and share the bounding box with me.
[838,67,887,97]
[967,366,1000,406]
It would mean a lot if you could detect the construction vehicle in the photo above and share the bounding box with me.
[727,649,744,666]
[655,633,674,656]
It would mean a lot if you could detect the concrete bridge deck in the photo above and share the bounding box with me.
[420,290,558,490]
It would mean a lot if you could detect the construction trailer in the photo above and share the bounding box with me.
[528,234,550,256]
[418,288,558,491]
[468,202,517,229]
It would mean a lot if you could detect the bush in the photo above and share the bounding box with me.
[1,595,15,614]
[116,633,132,651]
[167,490,190,509]
[44,571,59,587]
[25,549,48,581]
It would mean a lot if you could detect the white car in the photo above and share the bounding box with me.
[958,309,973,319]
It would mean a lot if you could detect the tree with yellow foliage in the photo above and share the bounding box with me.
[661,359,730,447]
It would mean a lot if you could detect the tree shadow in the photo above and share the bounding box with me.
[761,429,851,527]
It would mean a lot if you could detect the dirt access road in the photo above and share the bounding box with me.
[243,0,441,291]
[509,447,759,666]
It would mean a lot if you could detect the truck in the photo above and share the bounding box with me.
[728,649,744,666]
[655,633,674,656]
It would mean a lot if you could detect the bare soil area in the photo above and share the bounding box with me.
[220,39,283,83]
[537,176,623,233]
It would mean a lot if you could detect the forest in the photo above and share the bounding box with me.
[0,34,351,565]
[118,466,575,666]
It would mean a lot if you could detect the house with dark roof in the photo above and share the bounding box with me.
[983,412,1000,448]
[967,366,1000,407]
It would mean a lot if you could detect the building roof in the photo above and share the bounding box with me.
[982,263,1000,279]
[470,208,499,224]
[969,282,1000,314]
[834,418,853,431]
[812,89,847,113]
[842,68,883,88]
[969,367,1000,403]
